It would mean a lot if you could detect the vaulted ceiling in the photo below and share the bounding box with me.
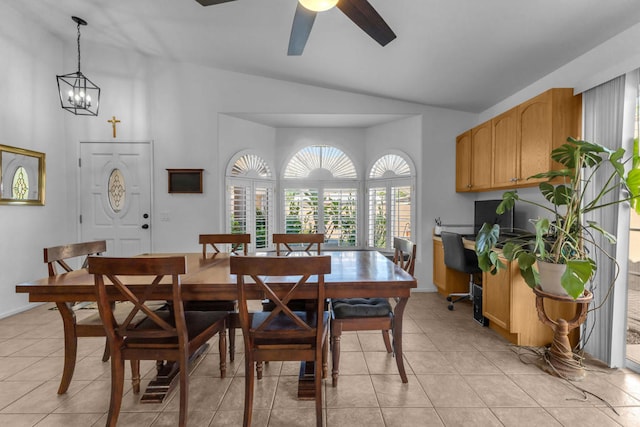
[9,0,640,112]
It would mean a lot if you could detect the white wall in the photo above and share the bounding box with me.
[364,115,428,284]
[479,24,640,122]
[0,6,70,317]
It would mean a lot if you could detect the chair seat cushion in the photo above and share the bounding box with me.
[127,310,227,345]
[183,300,236,312]
[251,311,329,345]
[331,298,392,318]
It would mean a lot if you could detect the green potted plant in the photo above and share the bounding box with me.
[475,137,640,300]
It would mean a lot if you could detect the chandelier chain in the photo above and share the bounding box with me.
[76,21,81,73]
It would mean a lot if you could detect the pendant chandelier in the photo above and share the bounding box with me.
[56,16,100,116]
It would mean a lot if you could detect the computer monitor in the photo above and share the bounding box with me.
[474,199,514,234]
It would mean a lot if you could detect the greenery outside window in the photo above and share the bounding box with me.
[366,153,414,250]
[282,145,359,247]
[226,153,274,250]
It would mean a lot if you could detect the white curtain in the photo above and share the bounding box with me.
[582,72,638,366]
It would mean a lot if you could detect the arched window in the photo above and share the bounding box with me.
[367,153,414,250]
[284,145,357,179]
[282,145,358,247]
[226,153,274,250]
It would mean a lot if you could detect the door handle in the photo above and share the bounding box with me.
[141,224,149,229]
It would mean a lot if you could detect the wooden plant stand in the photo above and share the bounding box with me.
[532,286,593,381]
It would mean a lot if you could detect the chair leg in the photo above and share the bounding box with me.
[381,329,393,353]
[315,348,323,427]
[178,348,189,427]
[244,354,255,427]
[106,349,125,427]
[393,298,410,384]
[131,360,141,393]
[219,328,227,378]
[101,339,111,362]
[256,361,263,380]
[447,274,474,310]
[56,302,77,395]
[101,302,116,362]
[331,324,341,387]
[228,326,235,362]
[322,333,328,379]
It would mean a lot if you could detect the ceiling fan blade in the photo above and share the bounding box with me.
[288,3,317,56]
[195,0,236,6]
[337,0,396,46]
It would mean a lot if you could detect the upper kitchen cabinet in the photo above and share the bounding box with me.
[457,88,582,192]
[455,120,492,192]
[455,130,471,192]
[492,107,518,188]
[515,88,582,188]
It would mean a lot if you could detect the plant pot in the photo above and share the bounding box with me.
[537,261,570,297]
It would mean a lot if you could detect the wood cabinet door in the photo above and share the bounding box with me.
[482,261,511,330]
[517,90,552,184]
[470,121,492,190]
[455,131,471,192]
[492,107,518,188]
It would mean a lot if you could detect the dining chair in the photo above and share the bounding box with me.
[259,233,325,378]
[272,232,323,255]
[88,256,228,427]
[230,255,331,427]
[185,233,251,363]
[329,237,415,386]
[199,233,250,257]
[44,240,125,394]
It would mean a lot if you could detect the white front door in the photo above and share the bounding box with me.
[79,141,152,256]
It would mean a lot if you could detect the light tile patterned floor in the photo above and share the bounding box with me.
[1,293,639,426]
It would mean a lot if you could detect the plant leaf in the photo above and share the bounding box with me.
[586,220,617,244]
[475,223,499,255]
[497,192,518,214]
[627,168,640,215]
[517,254,538,288]
[561,259,593,299]
[529,169,572,180]
[533,218,550,258]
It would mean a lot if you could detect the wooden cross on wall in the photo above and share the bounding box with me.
[107,116,121,138]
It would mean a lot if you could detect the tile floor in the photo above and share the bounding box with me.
[1,293,639,426]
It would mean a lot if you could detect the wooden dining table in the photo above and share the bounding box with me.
[15,250,417,400]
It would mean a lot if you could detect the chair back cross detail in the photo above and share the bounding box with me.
[44,240,106,276]
[272,233,323,255]
[89,257,186,342]
[199,233,250,257]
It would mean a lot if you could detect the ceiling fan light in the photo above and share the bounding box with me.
[299,0,338,12]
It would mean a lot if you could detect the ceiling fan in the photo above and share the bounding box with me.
[195,0,396,55]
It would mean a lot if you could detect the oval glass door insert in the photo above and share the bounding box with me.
[108,168,126,212]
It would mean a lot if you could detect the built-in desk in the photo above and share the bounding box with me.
[432,234,474,297]
[433,234,578,347]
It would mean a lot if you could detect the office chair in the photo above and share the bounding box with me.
[440,231,482,310]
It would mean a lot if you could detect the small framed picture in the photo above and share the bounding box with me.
[167,169,203,193]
